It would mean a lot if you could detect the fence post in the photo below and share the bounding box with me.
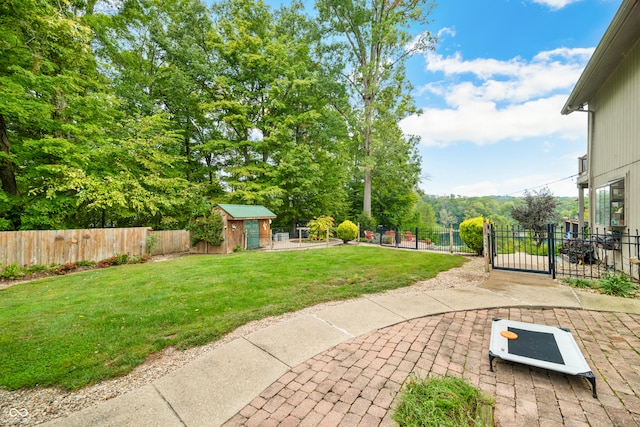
[299,228,302,248]
[548,223,556,279]
[415,227,418,250]
[483,221,490,273]
[270,230,274,250]
[449,226,454,253]
[326,228,329,247]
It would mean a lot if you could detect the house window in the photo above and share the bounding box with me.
[595,179,625,227]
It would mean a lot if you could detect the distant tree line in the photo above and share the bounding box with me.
[404,190,584,232]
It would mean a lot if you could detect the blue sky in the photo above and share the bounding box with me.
[399,0,621,197]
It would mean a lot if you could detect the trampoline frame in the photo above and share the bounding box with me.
[489,317,597,398]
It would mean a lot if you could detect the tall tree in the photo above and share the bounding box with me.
[0,0,112,229]
[211,0,352,223]
[315,0,436,217]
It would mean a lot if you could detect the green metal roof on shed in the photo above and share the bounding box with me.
[216,204,277,219]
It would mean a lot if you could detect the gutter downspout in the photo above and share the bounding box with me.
[587,110,594,234]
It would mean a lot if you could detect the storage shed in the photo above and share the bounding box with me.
[211,204,276,253]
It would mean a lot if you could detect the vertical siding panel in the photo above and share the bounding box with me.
[592,37,640,232]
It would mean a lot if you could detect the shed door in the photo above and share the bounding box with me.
[245,220,260,249]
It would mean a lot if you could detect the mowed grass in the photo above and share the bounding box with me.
[0,246,465,390]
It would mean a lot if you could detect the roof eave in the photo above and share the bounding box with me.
[562,0,640,115]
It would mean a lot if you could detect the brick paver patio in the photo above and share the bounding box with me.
[223,308,640,426]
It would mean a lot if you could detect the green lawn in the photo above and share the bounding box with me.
[0,246,465,390]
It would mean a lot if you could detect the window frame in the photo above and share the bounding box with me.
[595,179,625,228]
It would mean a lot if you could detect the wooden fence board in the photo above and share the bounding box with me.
[0,228,192,268]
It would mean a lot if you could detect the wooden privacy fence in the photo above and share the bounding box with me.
[0,227,191,268]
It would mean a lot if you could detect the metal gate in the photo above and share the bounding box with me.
[489,224,556,278]
[245,220,260,249]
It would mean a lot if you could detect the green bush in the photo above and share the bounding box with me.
[186,211,224,246]
[356,213,377,233]
[460,217,484,255]
[336,220,358,243]
[598,272,637,297]
[145,232,160,254]
[308,216,334,240]
[1,264,25,280]
[98,253,130,268]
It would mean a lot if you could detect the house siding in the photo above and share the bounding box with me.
[590,36,640,232]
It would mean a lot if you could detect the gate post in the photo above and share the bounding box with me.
[483,220,490,273]
[489,223,496,269]
[548,223,556,279]
[395,227,399,248]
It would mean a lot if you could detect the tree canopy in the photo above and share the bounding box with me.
[0,0,435,231]
[510,187,559,232]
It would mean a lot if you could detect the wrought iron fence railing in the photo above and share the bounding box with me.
[490,224,640,281]
[361,226,476,255]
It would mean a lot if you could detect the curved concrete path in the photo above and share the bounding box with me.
[44,271,640,427]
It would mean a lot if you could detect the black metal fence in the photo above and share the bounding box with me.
[267,226,476,254]
[490,224,640,281]
[361,226,476,255]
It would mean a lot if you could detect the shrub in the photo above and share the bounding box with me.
[598,272,637,297]
[460,216,485,255]
[145,232,160,254]
[130,254,151,264]
[308,216,334,240]
[186,212,224,246]
[356,213,377,233]
[55,262,78,275]
[75,260,97,268]
[336,220,358,243]
[0,264,24,280]
[98,253,129,268]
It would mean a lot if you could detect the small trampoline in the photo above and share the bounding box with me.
[489,318,597,398]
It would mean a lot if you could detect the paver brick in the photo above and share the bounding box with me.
[320,411,344,427]
[223,309,640,427]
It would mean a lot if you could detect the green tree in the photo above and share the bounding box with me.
[0,0,114,229]
[91,0,221,187]
[511,187,558,246]
[415,200,436,228]
[439,208,457,228]
[316,0,436,217]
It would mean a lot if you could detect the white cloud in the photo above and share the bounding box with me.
[402,95,586,146]
[401,47,592,147]
[530,0,582,11]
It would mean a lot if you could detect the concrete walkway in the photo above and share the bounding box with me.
[44,271,640,427]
